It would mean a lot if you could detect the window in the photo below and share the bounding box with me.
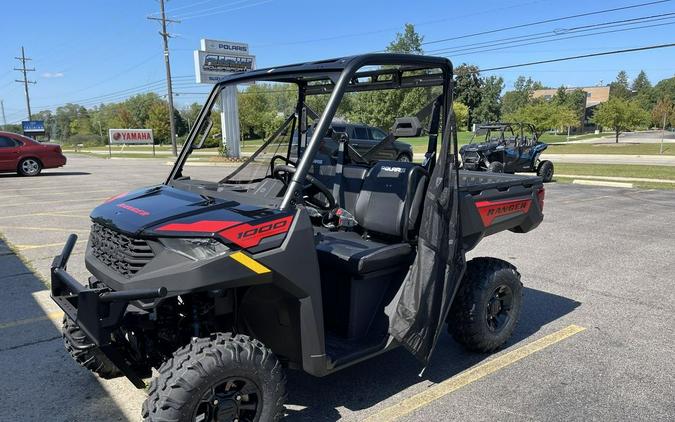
[370,128,387,140]
[353,126,369,139]
[332,125,346,134]
[0,137,17,148]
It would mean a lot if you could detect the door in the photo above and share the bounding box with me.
[0,136,21,171]
[349,125,375,157]
[368,127,396,160]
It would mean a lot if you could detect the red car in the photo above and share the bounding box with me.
[0,131,66,176]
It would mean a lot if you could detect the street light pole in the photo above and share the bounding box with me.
[660,112,666,155]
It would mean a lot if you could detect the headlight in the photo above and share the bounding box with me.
[159,238,230,261]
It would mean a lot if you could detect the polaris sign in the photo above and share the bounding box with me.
[200,39,249,55]
[109,129,154,145]
[194,38,255,84]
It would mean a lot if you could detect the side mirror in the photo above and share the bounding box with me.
[194,117,214,149]
[392,117,422,137]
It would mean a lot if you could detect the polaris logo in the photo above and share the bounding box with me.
[117,203,150,217]
[381,166,405,173]
[219,44,248,53]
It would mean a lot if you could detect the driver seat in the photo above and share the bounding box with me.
[316,161,427,275]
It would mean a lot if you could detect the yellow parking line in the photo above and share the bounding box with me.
[364,324,587,422]
[0,226,89,233]
[0,197,109,208]
[14,242,71,251]
[0,212,90,220]
[0,189,115,200]
[0,310,64,330]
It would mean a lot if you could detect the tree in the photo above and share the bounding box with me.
[146,101,171,144]
[552,87,586,129]
[631,70,654,110]
[452,102,469,129]
[503,100,554,137]
[473,75,503,124]
[549,104,579,134]
[454,64,482,130]
[653,76,675,104]
[387,23,424,54]
[593,98,651,143]
[651,98,674,128]
[609,70,631,99]
[501,76,545,116]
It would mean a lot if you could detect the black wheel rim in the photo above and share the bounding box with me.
[485,285,514,332]
[193,377,262,422]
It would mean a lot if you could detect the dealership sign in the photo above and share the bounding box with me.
[22,120,46,134]
[194,38,255,84]
[109,129,154,145]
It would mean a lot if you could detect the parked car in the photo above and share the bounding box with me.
[314,121,414,162]
[460,123,554,182]
[0,131,66,176]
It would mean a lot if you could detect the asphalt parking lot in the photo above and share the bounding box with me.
[1,155,674,421]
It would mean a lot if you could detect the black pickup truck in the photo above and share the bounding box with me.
[50,54,544,422]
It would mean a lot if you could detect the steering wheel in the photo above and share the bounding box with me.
[270,155,297,174]
[272,164,336,211]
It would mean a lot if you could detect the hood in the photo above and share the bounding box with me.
[91,185,270,236]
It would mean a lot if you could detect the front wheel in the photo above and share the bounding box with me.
[143,333,286,422]
[487,161,504,173]
[537,160,554,183]
[396,153,412,163]
[448,257,522,353]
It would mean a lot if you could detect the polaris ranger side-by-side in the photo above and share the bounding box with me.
[460,123,554,182]
[51,54,545,421]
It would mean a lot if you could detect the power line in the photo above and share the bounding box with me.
[475,43,675,73]
[148,0,180,156]
[14,46,36,121]
[433,19,675,58]
[176,0,274,20]
[421,0,672,47]
[426,12,675,55]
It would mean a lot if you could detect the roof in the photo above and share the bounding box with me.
[214,53,453,87]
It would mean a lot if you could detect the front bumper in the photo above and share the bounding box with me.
[50,234,166,388]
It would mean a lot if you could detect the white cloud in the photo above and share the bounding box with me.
[42,72,64,78]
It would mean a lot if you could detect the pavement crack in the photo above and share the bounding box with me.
[0,335,61,352]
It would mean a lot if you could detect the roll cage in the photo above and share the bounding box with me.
[166,53,454,210]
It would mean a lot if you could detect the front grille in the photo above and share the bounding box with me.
[463,151,480,162]
[89,223,154,278]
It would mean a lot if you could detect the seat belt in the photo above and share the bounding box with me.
[333,133,347,207]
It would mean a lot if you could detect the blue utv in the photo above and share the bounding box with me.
[460,123,554,182]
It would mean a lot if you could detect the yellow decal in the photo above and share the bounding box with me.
[230,252,271,274]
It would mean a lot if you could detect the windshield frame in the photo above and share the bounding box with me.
[166,54,453,211]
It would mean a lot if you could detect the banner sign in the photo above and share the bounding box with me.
[194,39,255,84]
[109,129,154,145]
[22,120,45,134]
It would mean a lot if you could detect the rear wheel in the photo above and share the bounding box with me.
[448,257,522,352]
[537,160,554,182]
[487,161,504,173]
[18,158,42,176]
[62,317,122,379]
[143,333,286,422]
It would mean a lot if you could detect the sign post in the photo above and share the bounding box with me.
[194,39,255,158]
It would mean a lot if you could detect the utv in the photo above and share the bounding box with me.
[460,123,554,182]
[51,54,545,421]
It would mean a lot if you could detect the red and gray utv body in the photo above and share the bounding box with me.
[51,54,544,421]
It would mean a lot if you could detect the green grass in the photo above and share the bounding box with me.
[546,142,674,155]
[554,163,675,189]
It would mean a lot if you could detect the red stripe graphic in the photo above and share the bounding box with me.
[157,220,239,233]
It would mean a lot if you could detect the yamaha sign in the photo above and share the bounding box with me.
[109,129,154,145]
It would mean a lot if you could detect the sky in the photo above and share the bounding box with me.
[1,0,674,124]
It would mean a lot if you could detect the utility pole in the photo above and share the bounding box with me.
[14,46,36,121]
[660,112,667,155]
[0,100,6,130]
[148,0,180,156]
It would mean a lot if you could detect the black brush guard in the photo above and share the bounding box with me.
[50,234,167,388]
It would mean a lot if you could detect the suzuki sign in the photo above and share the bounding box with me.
[109,129,154,145]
